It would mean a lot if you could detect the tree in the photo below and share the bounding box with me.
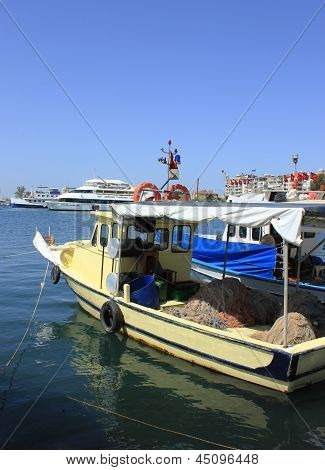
[205,193,217,202]
[310,173,325,191]
[15,186,26,198]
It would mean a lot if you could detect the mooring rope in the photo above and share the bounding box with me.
[67,396,236,450]
[3,250,37,259]
[5,261,50,367]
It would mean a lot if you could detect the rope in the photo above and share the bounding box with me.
[67,396,236,450]
[5,261,50,367]
[3,250,37,259]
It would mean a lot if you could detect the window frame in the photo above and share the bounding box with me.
[112,223,118,239]
[303,232,316,239]
[171,225,191,253]
[91,224,98,247]
[252,227,261,242]
[99,224,109,247]
[228,225,236,237]
[239,226,247,239]
[126,224,149,242]
[154,228,170,251]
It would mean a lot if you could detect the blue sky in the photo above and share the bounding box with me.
[0,0,324,197]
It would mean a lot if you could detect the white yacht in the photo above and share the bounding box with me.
[11,186,61,208]
[46,178,134,211]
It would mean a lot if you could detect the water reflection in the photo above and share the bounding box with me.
[53,306,325,449]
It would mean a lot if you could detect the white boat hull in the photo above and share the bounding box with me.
[47,200,132,211]
[191,262,325,303]
[47,201,100,211]
[10,197,47,208]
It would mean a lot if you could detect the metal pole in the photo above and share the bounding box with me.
[196,178,199,201]
[222,225,231,279]
[283,241,289,348]
[100,243,105,290]
[295,245,302,291]
[116,217,124,295]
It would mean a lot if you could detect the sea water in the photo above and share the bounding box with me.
[0,207,324,450]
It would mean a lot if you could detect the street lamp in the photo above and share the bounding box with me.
[292,154,299,173]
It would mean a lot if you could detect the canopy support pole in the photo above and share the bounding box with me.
[222,225,230,280]
[283,241,289,348]
[295,246,302,291]
[116,217,124,294]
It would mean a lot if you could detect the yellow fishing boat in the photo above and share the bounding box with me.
[33,201,325,393]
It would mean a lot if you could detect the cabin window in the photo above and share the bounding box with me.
[239,226,247,239]
[127,225,148,242]
[172,225,191,252]
[252,227,261,241]
[303,232,315,239]
[112,223,118,239]
[154,228,169,251]
[100,224,109,247]
[91,225,98,246]
[228,225,236,237]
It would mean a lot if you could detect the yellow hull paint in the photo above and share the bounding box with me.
[64,273,325,393]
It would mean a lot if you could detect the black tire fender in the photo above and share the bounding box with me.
[51,265,61,284]
[100,301,124,334]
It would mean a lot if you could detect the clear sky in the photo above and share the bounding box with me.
[0,0,324,197]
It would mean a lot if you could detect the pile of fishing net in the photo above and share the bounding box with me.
[251,313,316,346]
[279,291,325,329]
[168,278,280,329]
[251,291,325,345]
[167,278,324,345]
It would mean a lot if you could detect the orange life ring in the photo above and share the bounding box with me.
[133,182,162,202]
[166,184,190,201]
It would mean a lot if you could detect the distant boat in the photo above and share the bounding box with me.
[11,186,61,208]
[46,178,134,211]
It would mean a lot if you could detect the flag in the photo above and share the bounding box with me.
[310,172,318,181]
[169,152,178,170]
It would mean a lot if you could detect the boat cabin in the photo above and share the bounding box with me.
[73,208,199,303]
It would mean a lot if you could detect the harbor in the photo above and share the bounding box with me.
[1,0,325,461]
[1,207,325,450]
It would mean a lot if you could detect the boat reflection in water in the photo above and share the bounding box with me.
[50,307,325,450]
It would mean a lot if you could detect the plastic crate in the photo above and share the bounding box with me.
[167,282,199,301]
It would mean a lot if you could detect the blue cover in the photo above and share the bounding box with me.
[193,236,276,280]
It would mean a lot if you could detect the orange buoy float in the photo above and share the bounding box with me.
[133,182,162,202]
[166,184,190,201]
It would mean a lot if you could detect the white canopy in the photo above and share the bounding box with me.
[110,203,305,246]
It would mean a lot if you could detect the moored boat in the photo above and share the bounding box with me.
[46,178,134,211]
[192,199,325,302]
[11,186,61,208]
[33,201,325,393]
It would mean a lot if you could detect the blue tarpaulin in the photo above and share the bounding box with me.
[192,236,277,279]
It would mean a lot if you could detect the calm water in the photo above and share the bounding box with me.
[0,207,324,450]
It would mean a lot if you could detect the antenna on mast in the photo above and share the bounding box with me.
[158,139,181,189]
